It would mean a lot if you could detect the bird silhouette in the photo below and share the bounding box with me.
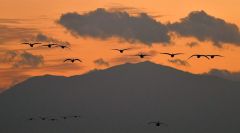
[49,118,58,121]
[112,48,131,53]
[22,42,41,47]
[41,43,59,48]
[55,44,70,49]
[188,54,210,60]
[64,58,82,63]
[160,52,184,58]
[39,117,47,120]
[148,121,168,127]
[27,118,35,121]
[70,115,81,118]
[206,54,224,59]
[61,116,68,120]
[133,53,150,58]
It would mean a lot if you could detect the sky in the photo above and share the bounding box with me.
[0,0,240,92]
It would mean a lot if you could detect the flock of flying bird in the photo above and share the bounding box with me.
[28,115,81,121]
[21,41,223,128]
[27,115,167,127]
[21,42,223,64]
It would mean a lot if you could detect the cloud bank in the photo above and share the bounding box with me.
[94,58,110,66]
[58,8,170,45]
[0,50,44,68]
[169,11,240,46]
[58,9,240,47]
[207,69,240,82]
[168,59,190,66]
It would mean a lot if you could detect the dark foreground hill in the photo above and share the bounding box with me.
[0,61,240,133]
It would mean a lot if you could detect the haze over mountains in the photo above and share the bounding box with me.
[0,61,240,133]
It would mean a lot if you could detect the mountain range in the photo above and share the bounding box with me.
[0,61,240,133]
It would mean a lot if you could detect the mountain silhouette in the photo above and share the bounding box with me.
[0,61,240,133]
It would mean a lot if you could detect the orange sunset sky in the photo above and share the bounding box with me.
[0,0,240,92]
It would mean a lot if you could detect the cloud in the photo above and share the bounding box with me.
[206,69,240,81]
[0,50,44,68]
[169,10,240,46]
[13,51,44,68]
[94,58,110,66]
[33,33,70,45]
[57,8,170,45]
[186,41,199,48]
[0,24,68,45]
[168,59,190,66]
[0,25,37,44]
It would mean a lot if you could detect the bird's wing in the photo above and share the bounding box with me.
[123,48,131,50]
[22,42,29,44]
[75,59,82,62]
[202,55,210,59]
[131,54,140,56]
[210,55,224,57]
[175,53,184,55]
[112,49,120,51]
[33,42,41,44]
[64,59,71,62]
[160,53,170,55]
[41,44,49,46]
[188,55,196,60]
[144,54,151,56]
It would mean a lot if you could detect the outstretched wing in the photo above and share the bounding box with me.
[33,42,41,44]
[64,59,71,62]
[41,44,49,47]
[160,53,170,55]
[122,48,131,51]
[49,43,58,46]
[112,49,120,51]
[74,59,82,62]
[188,55,196,60]
[22,42,30,44]
[202,55,210,59]
[207,55,223,57]
[143,54,151,56]
[174,53,184,55]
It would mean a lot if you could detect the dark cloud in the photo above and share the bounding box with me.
[186,41,199,48]
[169,10,240,46]
[0,50,44,68]
[94,58,110,66]
[58,8,170,45]
[13,51,44,68]
[0,50,18,63]
[168,59,190,66]
[0,25,37,44]
[33,33,70,45]
[58,9,240,46]
[207,69,240,82]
